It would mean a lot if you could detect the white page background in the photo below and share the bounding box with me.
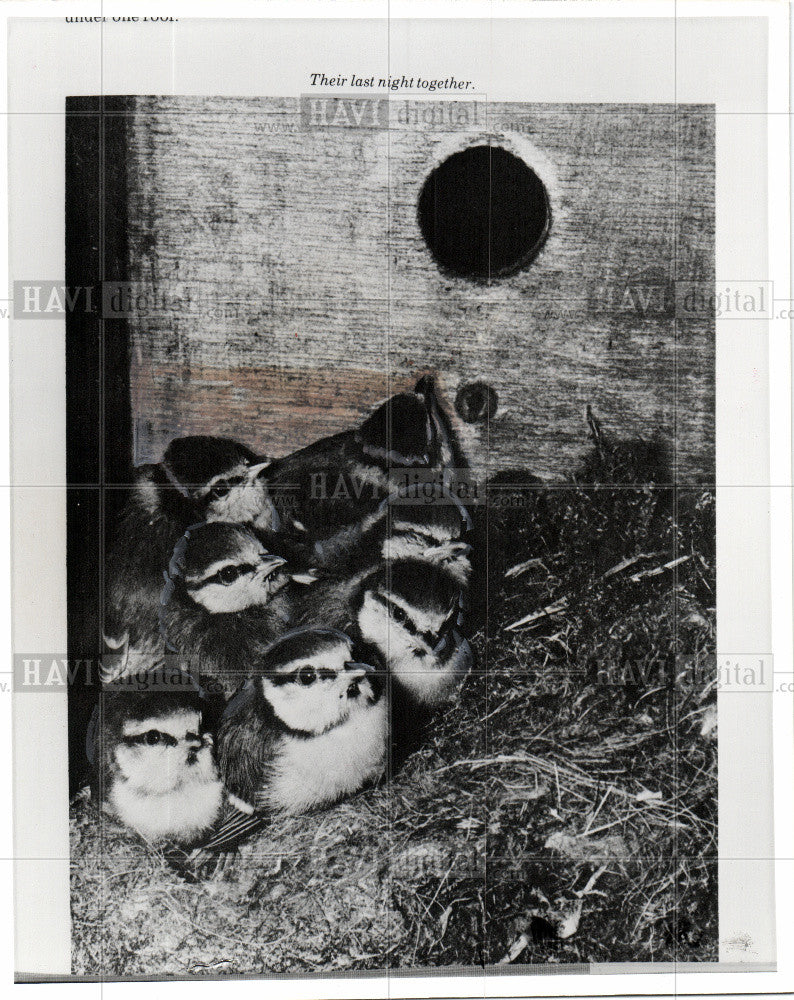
[1,2,791,997]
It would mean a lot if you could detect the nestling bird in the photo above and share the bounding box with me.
[159,521,308,698]
[352,558,473,708]
[187,628,387,861]
[298,557,473,709]
[262,376,466,543]
[164,521,290,613]
[105,435,277,656]
[88,682,223,847]
[153,435,277,527]
[312,487,473,587]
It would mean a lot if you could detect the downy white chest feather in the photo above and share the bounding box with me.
[110,771,223,844]
[264,697,388,814]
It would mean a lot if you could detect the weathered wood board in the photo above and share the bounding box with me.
[124,97,714,483]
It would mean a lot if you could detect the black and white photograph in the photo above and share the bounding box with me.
[64,94,718,975]
[4,8,789,993]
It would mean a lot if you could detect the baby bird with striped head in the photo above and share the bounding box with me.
[299,558,473,711]
[89,684,223,847]
[160,521,311,699]
[262,376,466,542]
[310,488,473,588]
[106,435,278,656]
[186,628,387,863]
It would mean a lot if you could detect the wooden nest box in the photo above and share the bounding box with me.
[116,97,713,484]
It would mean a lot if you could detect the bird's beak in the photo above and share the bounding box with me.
[454,633,474,672]
[344,660,376,677]
[433,626,462,655]
[423,541,473,560]
[433,630,452,657]
[247,460,271,481]
[344,661,379,700]
[259,554,287,577]
[433,630,474,674]
[439,600,463,636]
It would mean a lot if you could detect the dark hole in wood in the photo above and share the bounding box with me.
[455,381,498,423]
[417,145,550,281]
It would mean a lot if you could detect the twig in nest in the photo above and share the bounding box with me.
[628,554,692,583]
[576,864,609,898]
[505,557,548,580]
[586,404,609,458]
[602,552,663,579]
[499,932,531,964]
[505,597,569,632]
[582,786,613,835]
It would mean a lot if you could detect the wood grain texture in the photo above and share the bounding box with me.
[124,98,714,483]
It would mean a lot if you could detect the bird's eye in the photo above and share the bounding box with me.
[209,478,233,500]
[297,666,317,686]
[145,730,161,746]
[217,565,241,585]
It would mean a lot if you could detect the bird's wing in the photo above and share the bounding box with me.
[261,432,351,532]
[160,602,286,693]
[186,799,268,861]
[293,569,368,632]
[310,502,390,572]
[217,686,283,803]
[106,473,191,646]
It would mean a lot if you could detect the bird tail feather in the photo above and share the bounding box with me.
[185,804,268,867]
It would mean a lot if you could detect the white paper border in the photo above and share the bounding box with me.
[2,2,791,997]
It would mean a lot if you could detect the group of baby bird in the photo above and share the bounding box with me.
[90,377,475,869]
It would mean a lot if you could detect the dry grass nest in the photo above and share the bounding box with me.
[71,417,716,975]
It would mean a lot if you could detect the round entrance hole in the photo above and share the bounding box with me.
[417,145,550,282]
